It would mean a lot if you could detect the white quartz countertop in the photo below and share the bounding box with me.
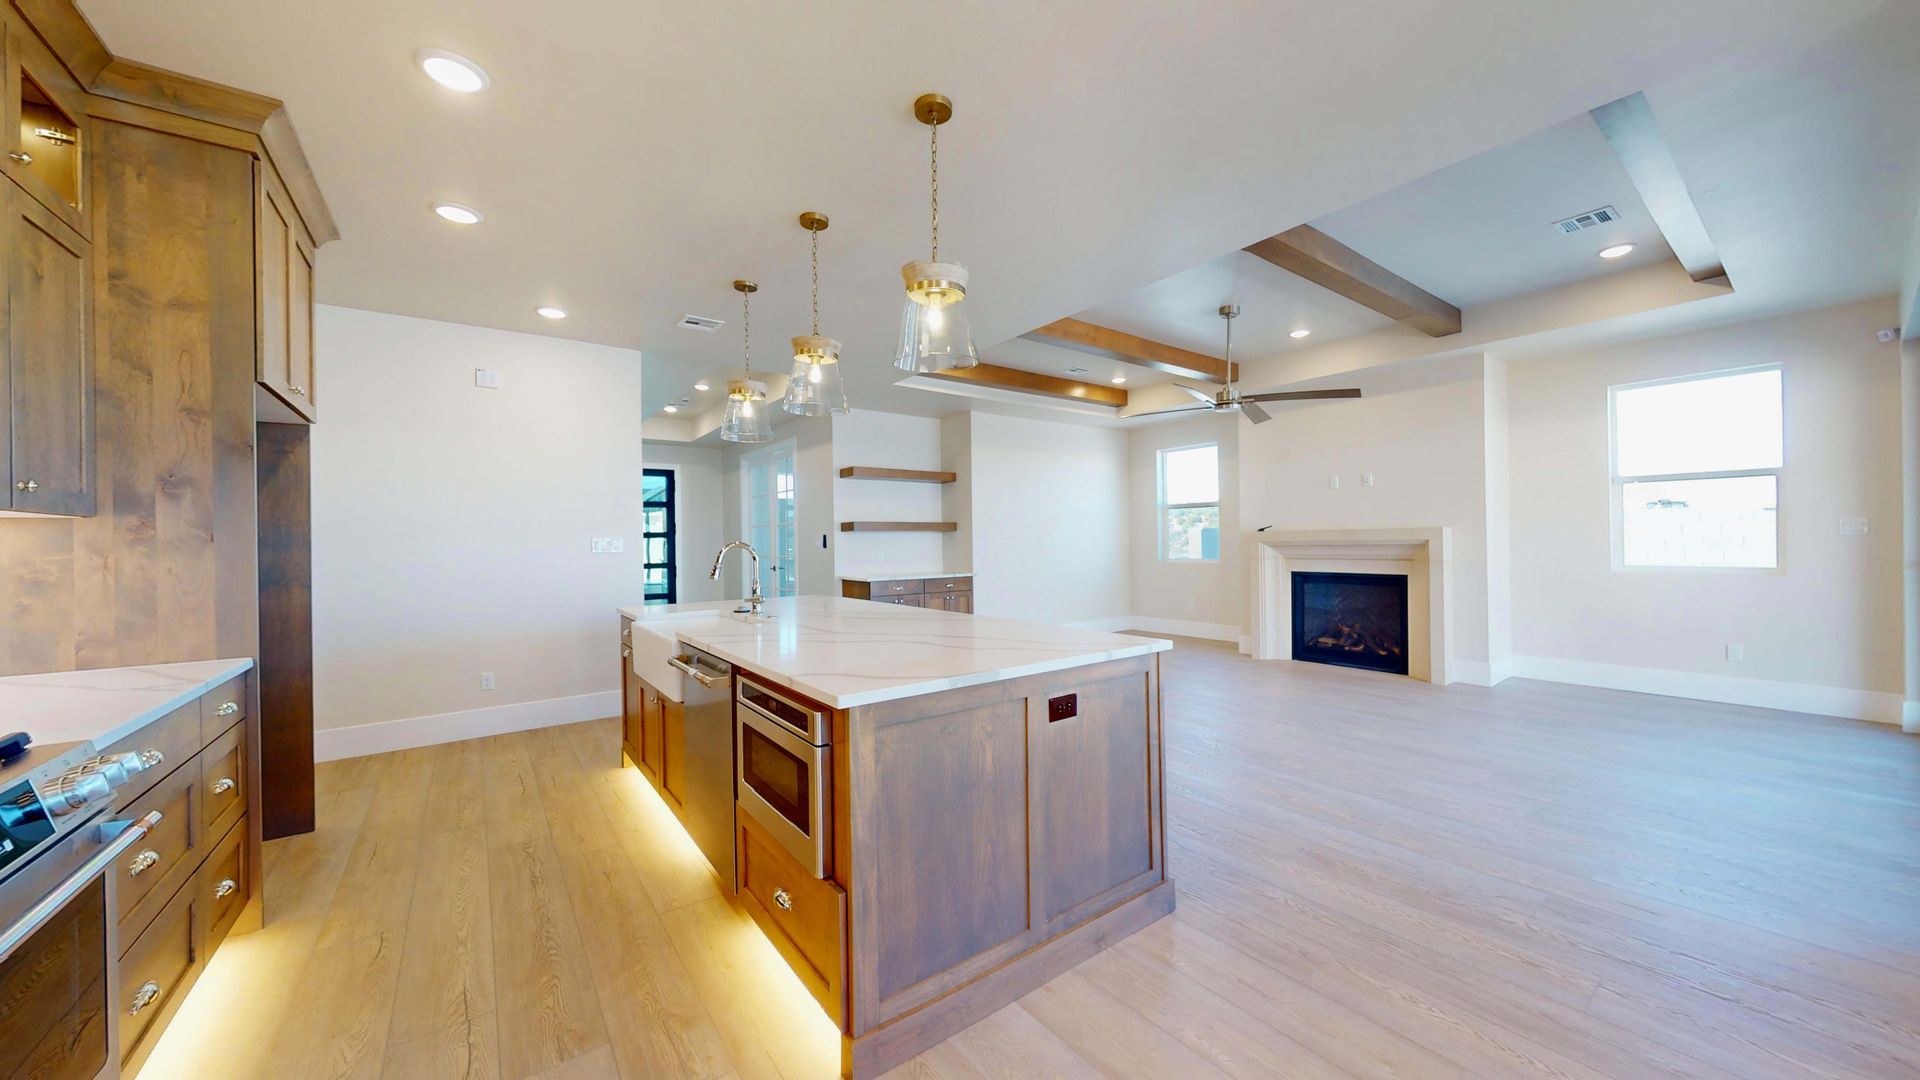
[617,596,1167,709]
[838,571,973,583]
[0,658,252,750]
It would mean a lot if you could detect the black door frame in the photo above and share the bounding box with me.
[643,468,677,604]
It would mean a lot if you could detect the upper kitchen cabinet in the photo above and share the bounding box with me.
[256,159,316,422]
[3,20,89,238]
[1,159,91,515]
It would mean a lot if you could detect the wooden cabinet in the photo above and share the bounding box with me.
[620,620,644,766]
[661,692,686,808]
[842,576,973,613]
[1,177,91,515]
[255,160,316,422]
[640,683,666,784]
[620,655,690,813]
[3,21,89,237]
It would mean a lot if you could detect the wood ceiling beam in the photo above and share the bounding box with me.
[1589,92,1727,286]
[1244,225,1462,337]
[923,362,1128,408]
[1022,318,1237,383]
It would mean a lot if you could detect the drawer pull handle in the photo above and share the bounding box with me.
[7,151,30,164]
[211,777,236,795]
[290,385,307,396]
[216,700,239,717]
[128,849,161,876]
[14,479,37,493]
[129,981,161,1016]
[772,887,793,911]
[215,878,237,900]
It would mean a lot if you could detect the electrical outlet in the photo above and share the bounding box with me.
[474,368,501,389]
[1186,599,1197,613]
[480,672,496,691]
[1048,694,1078,722]
[1363,472,1375,488]
[1329,475,1341,490]
[1725,644,1744,663]
[1839,517,1869,536]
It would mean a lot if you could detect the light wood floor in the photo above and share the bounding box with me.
[142,638,1920,1079]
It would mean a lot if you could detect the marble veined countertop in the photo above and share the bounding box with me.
[618,596,1167,708]
[0,658,252,750]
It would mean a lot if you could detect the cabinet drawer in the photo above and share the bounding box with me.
[116,754,201,949]
[200,723,246,839]
[118,868,198,1070]
[202,817,249,950]
[875,578,924,596]
[97,702,200,810]
[924,576,971,594]
[738,815,845,1000]
[200,676,247,741]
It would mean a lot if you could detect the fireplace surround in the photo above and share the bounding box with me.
[1249,526,1454,684]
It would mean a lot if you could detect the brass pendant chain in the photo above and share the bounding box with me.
[742,290,752,380]
[810,228,820,336]
[929,122,939,262]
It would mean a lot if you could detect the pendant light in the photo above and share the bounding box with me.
[720,280,773,443]
[785,212,848,415]
[894,93,979,373]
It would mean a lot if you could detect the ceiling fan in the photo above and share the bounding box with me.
[1140,305,1362,424]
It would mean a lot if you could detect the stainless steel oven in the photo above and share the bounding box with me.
[0,740,165,1080]
[735,677,830,877]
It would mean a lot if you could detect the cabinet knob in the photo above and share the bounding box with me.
[211,777,235,795]
[128,981,162,1016]
[289,385,307,396]
[216,700,239,717]
[772,887,793,911]
[214,878,237,900]
[128,849,161,876]
[8,152,30,164]
[14,479,37,493]
[138,749,165,770]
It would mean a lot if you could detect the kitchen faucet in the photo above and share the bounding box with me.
[710,541,769,618]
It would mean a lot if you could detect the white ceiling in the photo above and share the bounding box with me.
[77,0,1920,426]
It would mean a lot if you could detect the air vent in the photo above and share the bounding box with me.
[1551,205,1622,234]
[1065,366,1091,375]
[677,314,724,333]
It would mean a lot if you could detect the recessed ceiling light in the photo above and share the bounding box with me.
[417,49,489,93]
[433,202,483,225]
[1289,328,1312,339]
[664,404,679,413]
[536,306,567,320]
[1110,376,1127,384]
[693,381,711,392]
[1598,243,1635,260]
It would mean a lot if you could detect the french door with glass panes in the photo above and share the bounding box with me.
[744,444,798,598]
[642,468,676,604]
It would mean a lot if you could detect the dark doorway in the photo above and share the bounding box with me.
[1291,571,1409,675]
[643,468,677,604]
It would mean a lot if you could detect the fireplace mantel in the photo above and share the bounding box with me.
[1248,527,1454,684]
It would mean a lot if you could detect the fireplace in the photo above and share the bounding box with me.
[1290,571,1410,675]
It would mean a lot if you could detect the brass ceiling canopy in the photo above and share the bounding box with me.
[732,279,758,294]
[913,93,953,126]
[798,211,829,232]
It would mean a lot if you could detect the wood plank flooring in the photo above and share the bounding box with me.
[139,637,1920,1079]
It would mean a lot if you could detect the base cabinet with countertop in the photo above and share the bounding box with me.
[841,573,973,613]
[618,596,1171,1078]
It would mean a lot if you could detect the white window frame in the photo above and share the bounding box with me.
[1607,364,1784,573]
[1157,442,1220,564]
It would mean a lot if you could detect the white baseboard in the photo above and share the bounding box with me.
[1511,656,1903,725]
[1123,616,1242,644]
[314,690,620,762]
[1067,616,1135,633]
[1903,700,1920,734]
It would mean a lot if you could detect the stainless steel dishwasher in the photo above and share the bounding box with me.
[667,646,737,891]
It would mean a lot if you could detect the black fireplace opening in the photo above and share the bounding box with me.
[1291,571,1410,675]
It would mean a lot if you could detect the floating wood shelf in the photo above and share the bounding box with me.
[839,521,959,533]
[838,466,957,484]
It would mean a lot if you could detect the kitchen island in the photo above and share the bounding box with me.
[615,596,1173,1078]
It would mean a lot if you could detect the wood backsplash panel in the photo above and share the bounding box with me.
[0,120,257,675]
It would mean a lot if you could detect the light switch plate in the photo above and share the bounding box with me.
[1839,517,1869,536]
[590,538,625,554]
[1329,475,1341,489]
[1725,644,1744,663]
[474,368,501,389]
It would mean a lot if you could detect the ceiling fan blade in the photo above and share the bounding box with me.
[1241,401,1272,425]
[1241,388,1363,403]
[1134,403,1218,418]
[1172,383,1217,404]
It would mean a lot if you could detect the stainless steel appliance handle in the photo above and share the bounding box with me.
[0,811,163,963]
[668,655,728,688]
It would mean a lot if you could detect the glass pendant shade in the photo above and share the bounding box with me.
[893,261,978,373]
[785,336,847,415]
[720,379,773,443]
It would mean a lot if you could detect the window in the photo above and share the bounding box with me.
[642,469,677,604]
[1610,367,1781,569]
[1158,443,1220,561]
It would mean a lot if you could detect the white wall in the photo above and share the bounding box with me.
[1508,298,1904,709]
[719,414,836,598]
[639,441,724,603]
[1128,414,1242,639]
[964,412,1132,624]
[1236,354,1502,675]
[311,307,647,748]
[832,412,950,577]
